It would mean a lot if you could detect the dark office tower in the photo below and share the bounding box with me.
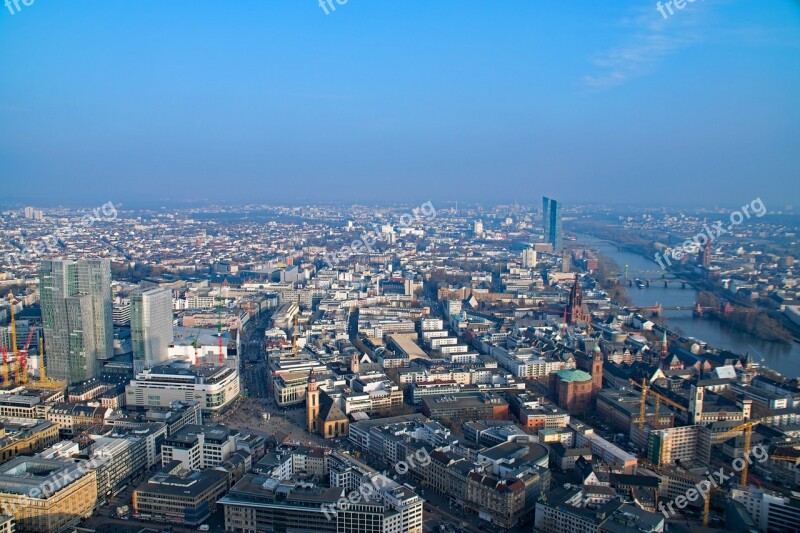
[542,197,551,242]
[39,259,113,385]
[550,199,562,251]
[542,197,563,251]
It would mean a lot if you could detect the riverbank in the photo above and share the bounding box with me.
[575,233,800,378]
[696,291,793,344]
[575,228,796,344]
[593,253,631,307]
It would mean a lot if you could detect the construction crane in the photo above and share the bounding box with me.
[701,481,724,527]
[699,420,762,526]
[216,296,224,364]
[6,293,19,386]
[0,346,8,385]
[630,378,688,436]
[716,421,760,486]
[17,327,35,385]
[38,330,47,382]
[30,330,64,390]
[190,329,201,365]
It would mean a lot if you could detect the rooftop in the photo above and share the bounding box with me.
[556,369,592,382]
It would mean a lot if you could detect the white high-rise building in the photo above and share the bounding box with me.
[522,248,538,268]
[131,287,174,374]
[113,296,131,325]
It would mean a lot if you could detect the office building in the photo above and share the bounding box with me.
[131,287,174,374]
[220,475,345,533]
[45,402,110,438]
[572,421,638,474]
[0,419,59,463]
[112,296,131,326]
[543,197,551,242]
[421,392,509,421]
[0,457,97,533]
[646,425,711,467]
[39,259,113,384]
[522,248,538,268]
[220,470,424,533]
[133,465,228,525]
[542,196,563,251]
[508,394,571,430]
[161,425,239,469]
[535,487,665,533]
[731,485,800,533]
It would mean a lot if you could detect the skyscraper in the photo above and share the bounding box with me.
[522,248,538,268]
[39,259,113,384]
[542,196,563,251]
[542,197,551,242]
[131,287,174,374]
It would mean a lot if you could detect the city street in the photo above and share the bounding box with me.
[239,311,271,399]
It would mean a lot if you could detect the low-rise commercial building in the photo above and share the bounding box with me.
[161,424,238,470]
[132,464,228,526]
[0,457,97,533]
[421,392,508,421]
[45,403,110,438]
[731,485,800,533]
[572,422,637,474]
[535,487,665,533]
[0,419,59,463]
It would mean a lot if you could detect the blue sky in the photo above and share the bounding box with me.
[1,1,799,207]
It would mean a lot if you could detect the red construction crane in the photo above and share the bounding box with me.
[18,327,35,384]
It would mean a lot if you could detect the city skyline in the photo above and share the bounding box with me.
[1,2,799,532]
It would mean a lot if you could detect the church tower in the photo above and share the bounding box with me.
[306,369,319,434]
[351,352,360,374]
[567,274,584,324]
[591,344,603,393]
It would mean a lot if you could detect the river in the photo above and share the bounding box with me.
[577,235,800,378]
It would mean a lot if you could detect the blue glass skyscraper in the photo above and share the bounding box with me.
[542,197,562,251]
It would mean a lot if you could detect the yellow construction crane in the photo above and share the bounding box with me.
[7,293,18,385]
[0,347,8,386]
[702,482,723,527]
[38,330,46,382]
[33,330,64,391]
[17,327,34,385]
[702,420,761,526]
[630,378,688,435]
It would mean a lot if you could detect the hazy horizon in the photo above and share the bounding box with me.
[2,1,799,207]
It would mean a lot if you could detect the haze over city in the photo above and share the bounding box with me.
[2,0,800,207]
[2,3,800,533]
